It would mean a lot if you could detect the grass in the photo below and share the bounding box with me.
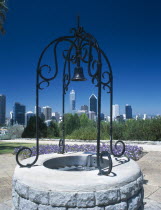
[0,142,35,155]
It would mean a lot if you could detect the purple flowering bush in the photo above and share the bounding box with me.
[14,143,143,161]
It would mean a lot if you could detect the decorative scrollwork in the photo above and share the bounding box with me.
[38,80,50,90]
[101,71,112,93]
[111,140,125,157]
[16,147,36,167]
[63,60,70,94]
[98,151,112,175]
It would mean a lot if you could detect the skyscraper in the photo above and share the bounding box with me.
[88,111,96,120]
[52,112,60,122]
[113,104,120,120]
[70,90,76,112]
[125,104,132,119]
[43,106,52,121]
[34,106,42,118]
[81,105,88,112]
[13,102,26,125]
[89,94,97,115]
[25,111,35,126]
[0,94,6,125]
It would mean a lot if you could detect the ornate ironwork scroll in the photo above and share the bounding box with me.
[16,17,125,175]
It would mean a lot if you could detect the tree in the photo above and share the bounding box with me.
[72,114,80,130]
[22,116,47,138]
[80,114,89,127]
[0,0,7,34]
[47,121,59,138]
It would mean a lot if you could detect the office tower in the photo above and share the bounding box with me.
[143,114,147,120]
[89,94,97,115]
[106,116,110,122]
[25,111,35,125]
[88,111,96,120]
[70,90,76,112]
[43,106,52,121]
[135,115,140,120]
[0,94,6,125]
[123,114,126,120]
[52,112,60,122]
[77,110,87,116]
[100,113,105,121]
[10,111,14,125]
[34,106,41,118]
[112,104,120,120]
[13,102,26,125]
[81,105,88,112]
[125,104,132,119]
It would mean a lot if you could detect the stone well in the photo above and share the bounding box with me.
[12,152,144,210]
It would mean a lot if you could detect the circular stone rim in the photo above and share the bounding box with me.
[13,152,142,192]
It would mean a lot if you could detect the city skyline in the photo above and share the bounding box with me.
[0,0,161,116]
[2,90,160,121]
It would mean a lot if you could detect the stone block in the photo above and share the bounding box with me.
[68,208,104,210]
[95,189,120,206]
[76,192,95,207]
[12,188,20,209]
[39,205,66,210]
[137,175,144,190]
[128,192,142,210]
[12,178,17,187]
[120,181,138,200]
[29,188,49,205]
[105,202,127,210]
[50,192,77,207]
[19,197,38,210]
[15,181,29,199]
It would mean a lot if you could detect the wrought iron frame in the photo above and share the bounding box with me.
[16,17,125,175]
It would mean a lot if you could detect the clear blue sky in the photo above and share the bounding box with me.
[0,0,161,117]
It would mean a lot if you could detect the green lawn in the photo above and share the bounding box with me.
[0,142,35,155]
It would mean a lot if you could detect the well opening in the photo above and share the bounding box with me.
[43,154,109,171]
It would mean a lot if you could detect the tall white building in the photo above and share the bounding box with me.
[70,90,76,113]
[112,104,120,120]
[135,115,140,120]
[43,106,52,121]
[143,114,147,120]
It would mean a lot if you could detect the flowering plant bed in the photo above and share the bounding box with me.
[14,143,143,161]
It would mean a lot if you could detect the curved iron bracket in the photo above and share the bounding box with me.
[98,151,112,175]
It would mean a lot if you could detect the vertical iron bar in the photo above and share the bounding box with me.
[62,63,65,154]
[97,59,102,174]
[110,75,113,153]
[35,69,39,162]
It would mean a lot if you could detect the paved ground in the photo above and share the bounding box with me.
[0,142,161,209]
[0,154,16,210]
[137,151,161,209]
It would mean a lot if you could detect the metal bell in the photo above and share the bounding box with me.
[71,66,87,81]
